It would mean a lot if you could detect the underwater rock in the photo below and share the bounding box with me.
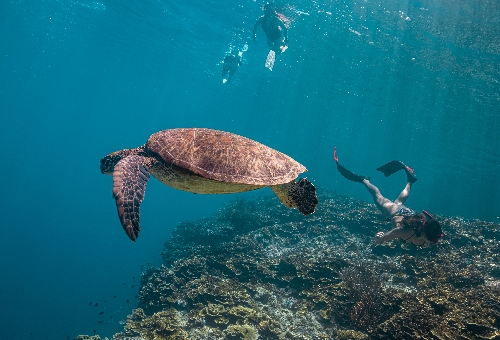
[86,190,500,340]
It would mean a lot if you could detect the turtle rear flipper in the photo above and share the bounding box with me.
[112,155,151,241]
[271,178,318,215]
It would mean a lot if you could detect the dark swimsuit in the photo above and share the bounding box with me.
[262,17,282,41]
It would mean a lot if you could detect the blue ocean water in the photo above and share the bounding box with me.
[0,0,498,339]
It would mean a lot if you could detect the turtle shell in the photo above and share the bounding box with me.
[146,128,307,186]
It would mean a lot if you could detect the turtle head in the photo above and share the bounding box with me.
[100,147,143,175]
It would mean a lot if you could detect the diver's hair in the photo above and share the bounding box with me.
[423,219,443,240]
[401,214,426,236]
[402,214,442,240]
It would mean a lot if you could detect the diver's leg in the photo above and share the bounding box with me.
[274,39,284,54]
[267,38,282,54]
[266,37,273,48]
[363,179,398,218]
[394,182,412,205]
[279,37,288,53]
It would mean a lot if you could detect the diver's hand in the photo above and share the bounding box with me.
[373,232,386,245]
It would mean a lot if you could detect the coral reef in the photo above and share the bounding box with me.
[87,190,500,340]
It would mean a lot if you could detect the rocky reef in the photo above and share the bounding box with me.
[81,189,500,340]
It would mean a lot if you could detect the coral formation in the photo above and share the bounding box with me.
[84,190,500,340]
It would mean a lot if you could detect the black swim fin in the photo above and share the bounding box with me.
[376,160,417,183]
[333,147,369,183]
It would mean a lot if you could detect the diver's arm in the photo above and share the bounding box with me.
[253,17,264,40]
[373,227,405,244]
[279,20,288,44]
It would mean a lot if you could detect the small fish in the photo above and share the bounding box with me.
[131,285,135,288]
[113,296,117,298]
[98,321,103,324]
[99,312,104,315]
[89,302,92,306]
[94,303,98,307]
[126,300,130,303]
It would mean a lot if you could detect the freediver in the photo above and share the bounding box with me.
[334,147,444,247]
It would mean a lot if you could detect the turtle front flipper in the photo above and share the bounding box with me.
[112,155,151,241]
[271,178,318,215]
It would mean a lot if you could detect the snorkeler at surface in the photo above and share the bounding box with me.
[221,53,242,83]
[252,3,289,70]
[334,147,444,247]
[253,2,289,54]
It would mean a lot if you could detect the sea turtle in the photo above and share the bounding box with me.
[100,128,318,241]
